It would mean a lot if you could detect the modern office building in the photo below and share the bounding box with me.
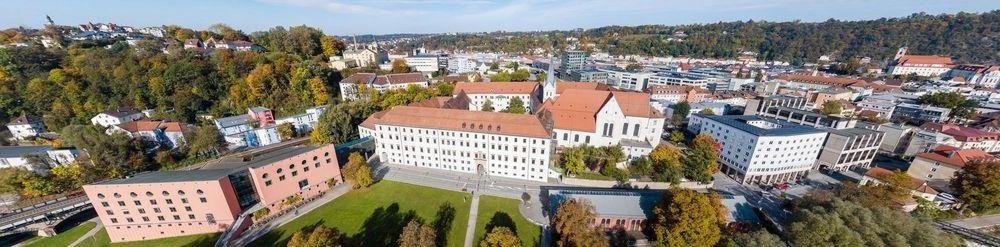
[877,123,916,155]
[559,50,588,79]
[359,106,555,182]
[857,94,898,119]
[599,67,654,91]
[570,69,609,83]
[646,71,711,88]
[814,128,884,171]
[404,54,447,73]
[688,114,827,185]
[647,85,712,104]
[82,144,342,243]
[892,103,951,123]
[756,106,858,129]
[743,96,808,116]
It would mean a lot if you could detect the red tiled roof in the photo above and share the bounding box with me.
[896,55,954,67]
[454,82,539,95]
[915,145,993,168]
[778,74,867,87]
[380,73,426,85]
[339,73,377,84]
[116,120,183,133]
[364,106,550,138]
[537,89,662,132]
[556,82,610,94]
[920,122,999,142]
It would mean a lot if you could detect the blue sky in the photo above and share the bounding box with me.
[2,0,998,35]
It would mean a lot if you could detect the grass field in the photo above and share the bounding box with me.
[23,221,97,247]
[73,228,218,247]
[473,196,542,247]
[250,180,473,247]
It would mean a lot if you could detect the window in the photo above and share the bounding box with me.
[138,208,145,214]
[173,215,181,220]
[101,202,109,207]
[262,173,269,179]
[130,192,138,197]
[169,207,177,212]
[142,216,149,222]
[177,190,185,196]
[133,200,141,206]
[149,199,157,205]
[106,210,114,215]
[162,191,170,196]
[292,171,298,177]
[157,216,165,221]
[117,201,126,206]
[188,214,196,220]
[110,218,118,223]
[298,179,309,189]
[622,124,629,135]
[113,193,121,198]
[165,199,173,204]
[153,208,161,213]
[181,198,189,204]
[200,197,207,203]
[277,168,283,174]
[279,175,286,181]
[265,180,272,186]
[196,189,204,195]
[185,206,192,212]
[97,193,105,199]
[146,191,153,197]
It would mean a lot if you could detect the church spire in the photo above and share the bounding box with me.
[543,56,557,102]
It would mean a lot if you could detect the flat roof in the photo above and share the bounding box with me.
[548,189,663,218]
[829,127,882,137]
[95,169,233,185]
[0,146,52,158]
[208,145,325,170]
[696,114,826,136]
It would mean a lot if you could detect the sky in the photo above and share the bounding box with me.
[1,0,998,36]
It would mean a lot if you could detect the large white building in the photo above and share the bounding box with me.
[404,54,446,73]
[0,146,79,173]
[91,107,145,127]
[687,114,827,185]
[359,106,556,182]
[599,67,654,91]
[453,82,540,112]
[886,47,954,77]
[6,115,45,141]
[537,89,665,160]
[950,65,1000,88]
[338,73,429,100]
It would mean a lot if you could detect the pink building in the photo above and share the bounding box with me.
[248,107,274,127]
[83,144,343,243]
[243,145,342,210]
[83,169,241,242]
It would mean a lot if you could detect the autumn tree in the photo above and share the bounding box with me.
[836,169,913,209]
[307,77,330,106]
[950,160,1000,212]
[698,108,715,115]
[399,220,436,247]
[277,123,297,141]
[557,147,586,175]
[187,125,225,157]
[649,144,684,184]
[319,36,345,57]
[287,225,345,247]
[310,101,378,144]
[501,97,527,114]
[682,134,720,183]
[480,227,520,247]
[391,59,411,74]
[552,199,609,247]
[343,152,373,189]
[732,230,786,247]
[668,130,684,143]
[652,188,727,247]
[819,100,843,115]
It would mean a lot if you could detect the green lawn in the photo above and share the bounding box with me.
[74,228,218,247]
[23,221,96,247]
[251,180,472,247]
[473,196,542,247]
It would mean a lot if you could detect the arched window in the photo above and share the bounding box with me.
[130,192,138,197]
[196,189,204,195]
[146,191,153,197]
[97,193,105,199]
[177,190,186,196]
[162,191,170,196]
[113,193,121,198]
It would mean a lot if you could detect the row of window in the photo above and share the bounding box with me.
[109,213,213,224]
[100,197,207,208]
[97,189,204,199]
[377,126,547,145]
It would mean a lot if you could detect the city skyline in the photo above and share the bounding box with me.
[0,0,997,35]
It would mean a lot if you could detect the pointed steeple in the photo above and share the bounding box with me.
[543,56,557,102]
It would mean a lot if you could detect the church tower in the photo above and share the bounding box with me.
[894,46,908,62]
[543,56,557,102]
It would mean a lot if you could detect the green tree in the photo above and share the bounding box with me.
[649,144,684,184]
[558,148,587,175]
[653,188,727,247]
[819,100,843,115]
[950,160,1000,212]
[311,101,378,144]
[187,125,225,157]
[669,130,684,143]
[287,225,345,247]
[918,91,979,120]
[835,57,861,75]
[481,99,495,112]
[319,36,345,57]
[733,230,786,247]
[599,164,629,183]
[343,152,373,189]
[628,157,654,176]
[682,134,720,183]
[399,220,436,247]
[391,59,411,73]
[789,197,962,247]
[553,199,609,247]
[480,227,520,247]
[501,97,527,114]
[673,101,691,120]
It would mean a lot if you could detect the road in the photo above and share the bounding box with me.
[0,195,89,231]
[949,214,1000,229]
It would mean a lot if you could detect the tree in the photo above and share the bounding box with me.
[552,199,609,247]
[789,197,963,247]
[950,160,1000,212]
[307,76,330,106]
[391,59,411,73]
[918,91,979,120]
[558,148,586,175]
[819,101,843,115]
[835,57,861,75]
[399,220,436,247]
[698,108,715,115]
[649,144,684,184]
[287,225,345,247]
[311,101,378,144]
[836,169,914,210]
[277,122,297,141]
[501,97,526,114]
[319,36,345,57]
[652,188,727,247]
[668,130,684,143]
[673,101,691,119]
[733,230,786,247]
[599,164,629,183]
[187,125,224,157]
[629,157,654,176]
[626,63,643,71]
[481,99,495,112]
[343,152,373,189]
[682,134,720,183]
[480,227,520,247]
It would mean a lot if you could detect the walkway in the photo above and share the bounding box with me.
[67,219,103,247]
[949,214,1000,229]
[228,183,352,247]
[463,193,481,247]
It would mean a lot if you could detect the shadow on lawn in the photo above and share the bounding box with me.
[431,202,456,247]
[484,211,518,235]
[348,203,419,247]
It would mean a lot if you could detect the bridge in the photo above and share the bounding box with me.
[0,194,92,238]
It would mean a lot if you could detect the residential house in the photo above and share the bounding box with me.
[106,120,186,149]
[949,64,1000,88]
[91,107,145,128]
[6,115,45,141]
[338,73,429,100]
[907,145,993,183]
[0,146,79,172]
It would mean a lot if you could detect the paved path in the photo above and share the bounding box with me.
[228,183,351,247]
[949,214,1000,229]
[67,219,103,247]
[463,194,481,247]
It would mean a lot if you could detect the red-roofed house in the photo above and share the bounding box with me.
[950,64,1000,88]
[907,145,994,182]
[888,47,954,77]
[338,72,429,100]
[918,122,1000,152]
[106,120,187,149]
[536,89,665,160]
